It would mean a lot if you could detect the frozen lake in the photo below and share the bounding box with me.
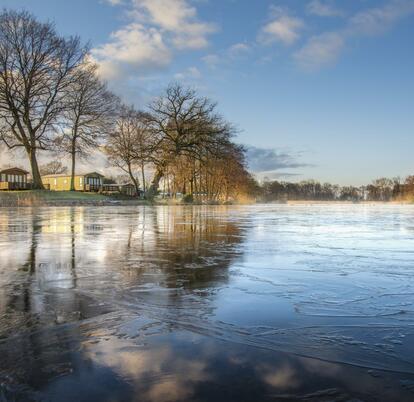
[1,205,414,401]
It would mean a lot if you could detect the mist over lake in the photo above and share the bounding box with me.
[1,205,414,401]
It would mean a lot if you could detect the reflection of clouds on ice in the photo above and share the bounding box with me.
[85,337,210,402]
[257,363,299,390]
[1,203,414,398]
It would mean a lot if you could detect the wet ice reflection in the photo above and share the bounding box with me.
[1,204,414,401]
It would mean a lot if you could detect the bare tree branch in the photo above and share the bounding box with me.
[0,10,87,188]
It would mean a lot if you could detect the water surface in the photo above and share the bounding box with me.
[1,205,414,401]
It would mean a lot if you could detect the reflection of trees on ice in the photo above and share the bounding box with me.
[1,205,414,401]
[0,206,246,337]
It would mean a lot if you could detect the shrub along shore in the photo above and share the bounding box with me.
[0,191,151,207]
[2,190,413,208]
[0,191,242,207]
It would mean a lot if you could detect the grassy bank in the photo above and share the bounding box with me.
[0,190,149,207]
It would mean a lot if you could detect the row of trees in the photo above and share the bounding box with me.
[105,86,258,201]
[0,10,256,201]
[0,10,116,189]
[260,177,414,202]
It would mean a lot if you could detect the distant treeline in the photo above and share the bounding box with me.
[259,177,414,202]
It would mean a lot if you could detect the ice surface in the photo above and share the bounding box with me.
[1,204,414,401]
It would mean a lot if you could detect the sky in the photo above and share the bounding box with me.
[0,0,413,185]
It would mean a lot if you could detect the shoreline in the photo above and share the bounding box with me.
[0,191,235,207]
[1,200,413,208]
[0,190,148,207]
[285,200,414,205]
[1,191,412,208]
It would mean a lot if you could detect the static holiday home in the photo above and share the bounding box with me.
[0,167,29,190]
[42,172,104,192]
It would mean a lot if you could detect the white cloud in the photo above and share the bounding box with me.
[228,43,250,57]
[104,0,124,6]
[93,0,216,82]
[295,0,414,71]
[131,0,217,50]
[259,7,304,46]
[174,66,201,81]
[202,53,220,68]
[200,43,251,71]
[294,32,344,71]
[307,0,344,17]
[92,23,171,80]
[349,0,414,36]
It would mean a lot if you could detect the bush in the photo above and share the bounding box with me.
[182,194,194,204]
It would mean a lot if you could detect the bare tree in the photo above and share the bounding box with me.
[0,10,87,188]
[165,141,256,202]
[39,160,68,175]
[56,62,118,190]
[132,112,152,193]
[105,106,150,195]
[144,83,234,197]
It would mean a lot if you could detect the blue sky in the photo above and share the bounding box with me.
[1,0,413,185]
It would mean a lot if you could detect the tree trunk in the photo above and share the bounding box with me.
[127,163,140,196]
[147,166,164,198]
[167,169,171,196]
[195,179,199,201]
[141,162,146,193]
[70,141,76,191]
[28,148,44,190]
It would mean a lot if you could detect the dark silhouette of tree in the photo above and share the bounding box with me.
[0,10,87,188]
[105,106,151,194]
[144,83,234,197]
[56,62,118,190]
[39,160,68,175]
